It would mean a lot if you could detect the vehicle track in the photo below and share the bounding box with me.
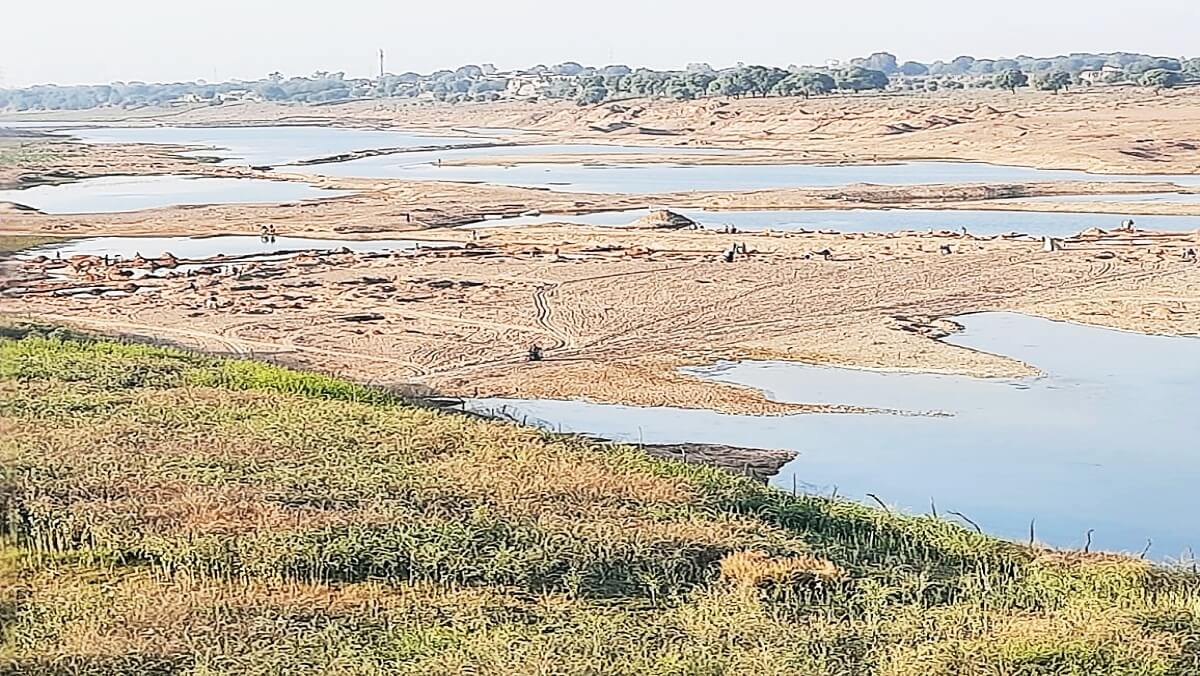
[532,284,571,351]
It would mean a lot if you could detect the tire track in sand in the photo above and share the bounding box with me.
[533,284,572,351]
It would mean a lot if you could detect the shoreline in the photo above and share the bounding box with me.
[6,222,1196,416]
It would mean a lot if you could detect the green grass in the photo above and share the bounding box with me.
[2,323,1199,674]
[0,140,58,169]
[0,235,65,255]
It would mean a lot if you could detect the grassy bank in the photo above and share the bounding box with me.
[2,324,1199,674]
[0,140,58,167]
[0,235,65,255]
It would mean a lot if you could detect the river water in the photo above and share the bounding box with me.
[58,125,488,166]
[301,158,1200,193]
[482,207,1200,237]
[0,175,352,214]
[469,312,1200,558]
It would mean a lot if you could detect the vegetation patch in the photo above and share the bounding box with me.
[2,323,1198,674]
[0,235,66,255]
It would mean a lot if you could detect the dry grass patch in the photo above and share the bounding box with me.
[429,440,698,516]
[720,549,841,589]
[4,326,1200,673]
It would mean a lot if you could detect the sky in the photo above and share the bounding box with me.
[2,0,1198,87]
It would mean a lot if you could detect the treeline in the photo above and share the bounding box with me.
[1,51,1197,112]
[0,65,886,111]
[853,51,1200,78]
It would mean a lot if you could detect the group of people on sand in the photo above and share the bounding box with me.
[259,223,278,243]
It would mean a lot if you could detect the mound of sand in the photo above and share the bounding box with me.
[624,209,698,230]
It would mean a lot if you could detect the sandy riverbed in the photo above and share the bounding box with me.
[3,89,1199,413]
[7,87,1200,173]
[6,223,1197,414]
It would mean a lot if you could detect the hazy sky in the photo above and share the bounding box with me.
[2,0,1197,87]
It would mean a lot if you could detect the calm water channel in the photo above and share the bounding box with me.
[0,175,351,214]
[303,158,1200,193]
[469,312,1200,558]
[59,126,486,166]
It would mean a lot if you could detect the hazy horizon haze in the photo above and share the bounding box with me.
[2,0,1197,87]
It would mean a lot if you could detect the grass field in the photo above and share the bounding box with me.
[0,235,65,255]
[0,140,57,168]
[2,324,1199,674]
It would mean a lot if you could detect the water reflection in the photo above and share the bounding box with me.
[0,175,351,214]
[304,158,1200,193]
[61,126,486,166]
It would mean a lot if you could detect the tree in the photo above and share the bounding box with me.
[853,52,899,74]
[1139,68,1182,91]
[739,65,788,97]
[1035,71,1072,93]
[835,67,889,92]
[950,55,977,74]
[993,68,1028,93]
[257,84,287,101]
[1125,57,1182,75]
[969,59,997,75]
[708,74,742,98]
[575,84,607,105]
[553,62,585,76]
[772,71,835,98]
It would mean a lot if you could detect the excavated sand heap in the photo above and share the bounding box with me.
[624,209,698,230]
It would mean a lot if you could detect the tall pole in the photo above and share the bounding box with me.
[379,49,385,80]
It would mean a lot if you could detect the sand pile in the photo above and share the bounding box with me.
[624,209,698,230]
